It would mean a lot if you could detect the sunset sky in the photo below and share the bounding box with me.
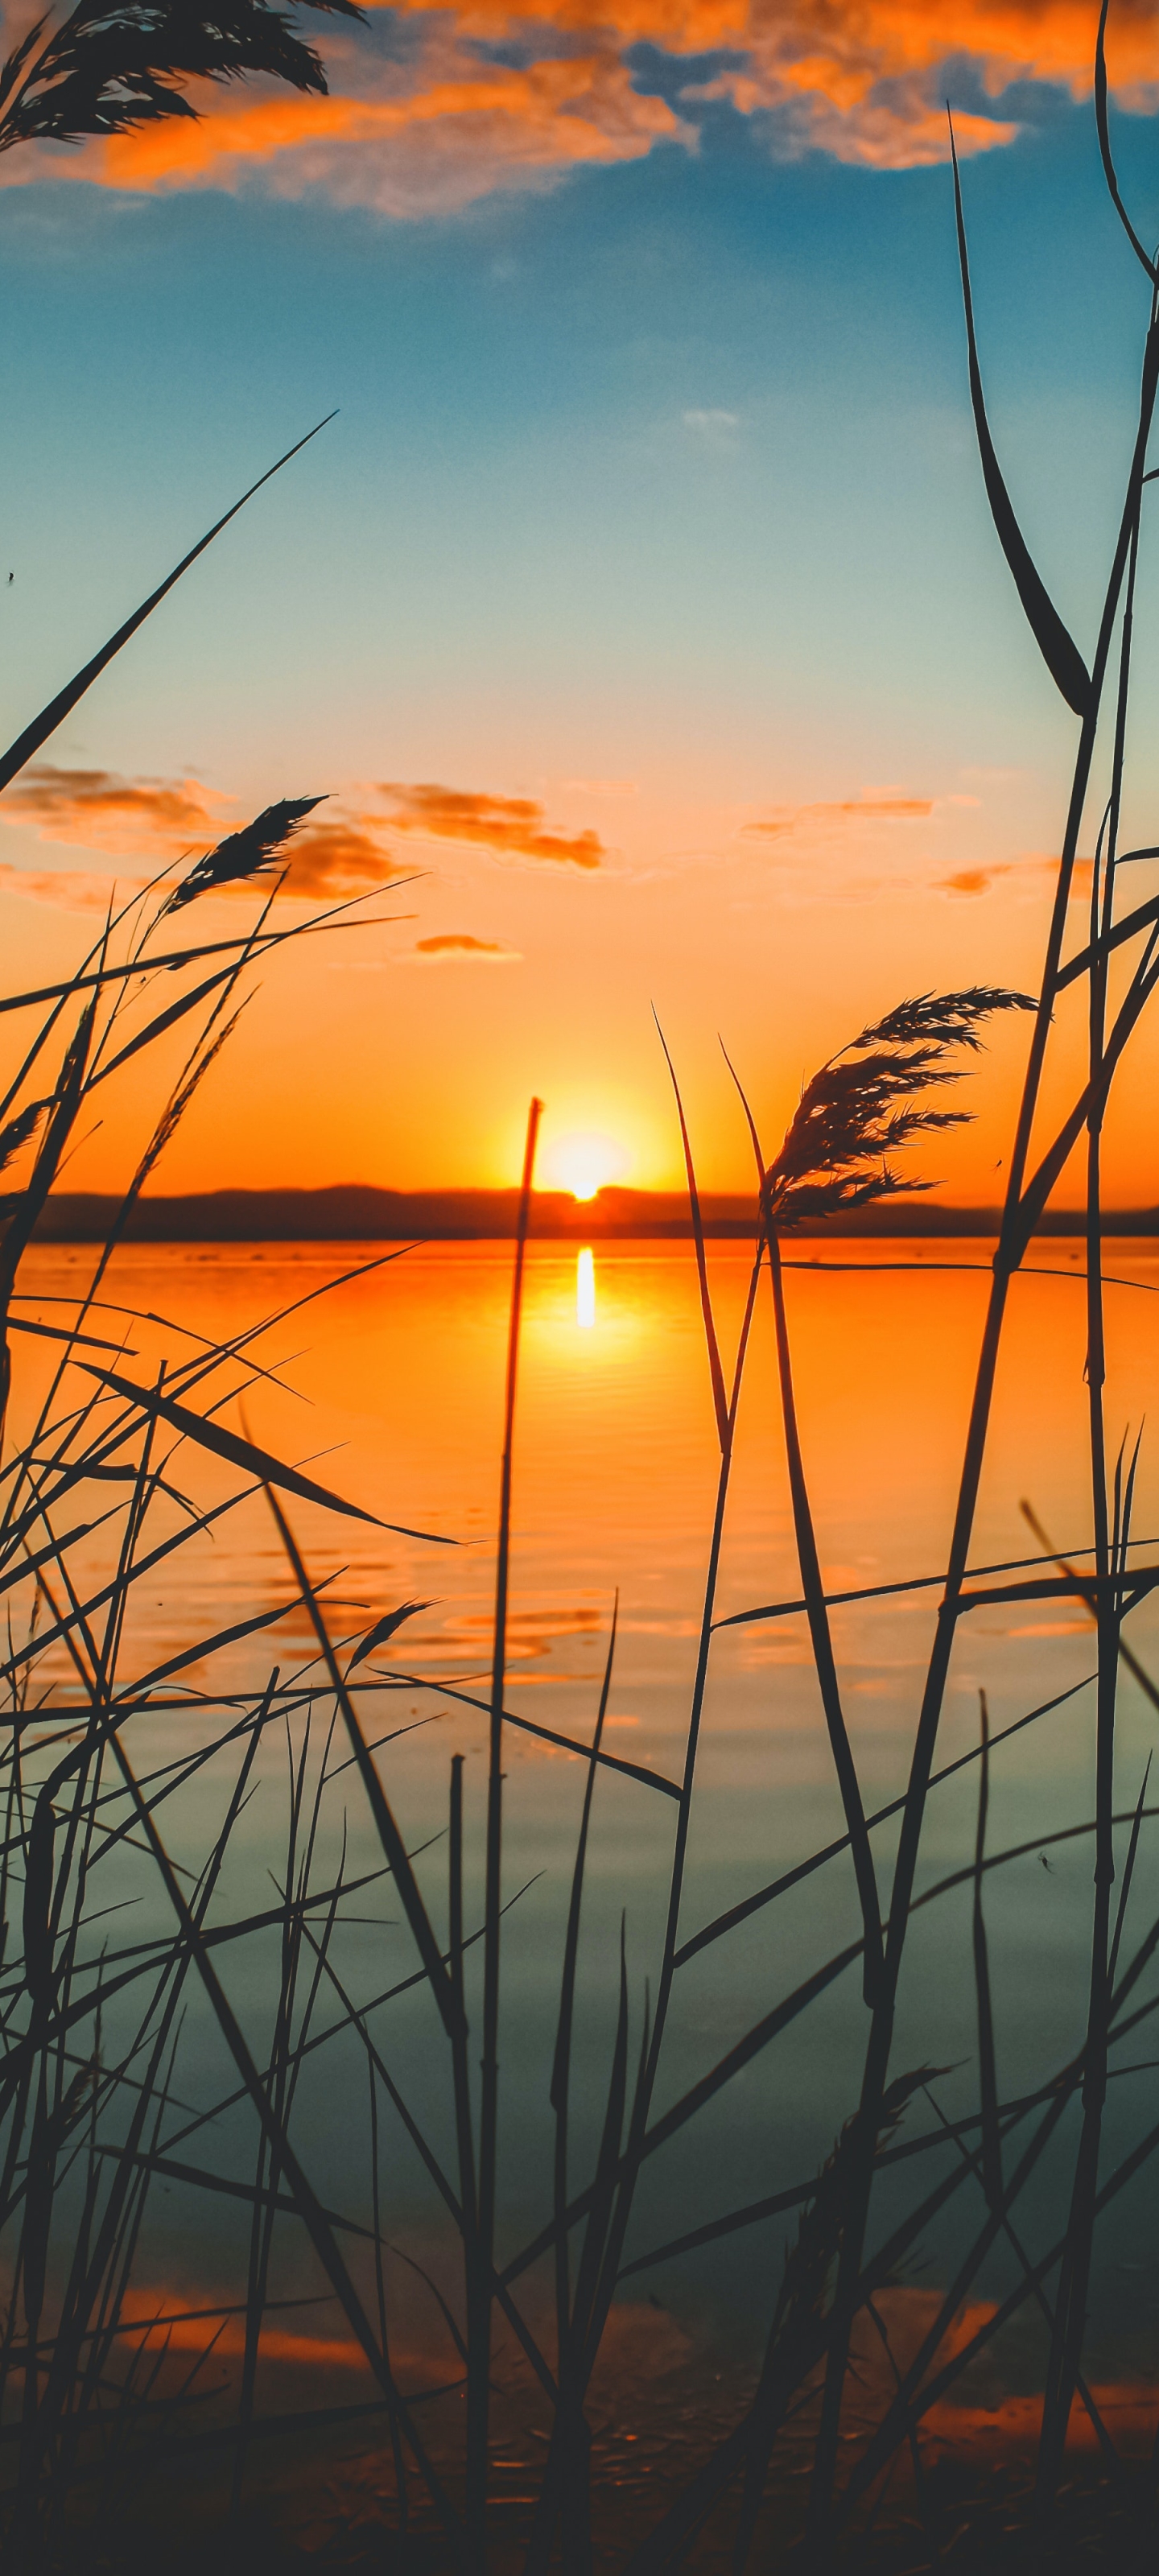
[5,0,1159,1203]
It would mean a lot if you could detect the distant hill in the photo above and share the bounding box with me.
[26,1187,1159,1241]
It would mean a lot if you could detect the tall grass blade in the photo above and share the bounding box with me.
[551,1599,617,2352]
[654,1013,728,1447]
[1095,1,1157,283]
[766,1227,882,2007]
[471,1092,542,2552]
[1108,1755,1152,1992]
[0,1004,95,1421]
[722,1040,884,2004]
[676,1673,1093,1969]
[98,1729,469,2562]
[950,119,1091,716]
[391,1667,679,1796]
[1021,1498,1159,1715]
[261,1485,462,2039]
[921,2079,1121,2474]
[971,1690,1001,2210]
[81,1365,440,1537]
[0,418,336,795]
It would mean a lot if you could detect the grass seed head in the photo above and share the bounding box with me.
[762,985,1035,1228]
[163,795,324,914]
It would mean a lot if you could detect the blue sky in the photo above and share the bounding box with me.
[3,11,1159,1199]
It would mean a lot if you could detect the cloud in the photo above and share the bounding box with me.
[377,781,606,868]
[675,2,1155,169]
[0,764,405,902]
[6,35,688,217]
[742,836,1100,908]
[98,46,687,213]
[0,765,231,859]
[5,0,1151,213]
[934,853,1095,899]
[410,932,522,959]
[683,407,740,444]
[690,69,1017,171]
[938,867,995,896]
[744,795,934,841]
[280,818,405,898]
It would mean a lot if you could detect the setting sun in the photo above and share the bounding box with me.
[542,1129,631,1201]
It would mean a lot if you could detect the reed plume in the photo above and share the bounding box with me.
[0,1100,47,1174]
[0,0,365,156]
[162,795,324,913]
[761,985,1035,1229]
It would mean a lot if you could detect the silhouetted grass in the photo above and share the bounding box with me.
[0,0,365,163]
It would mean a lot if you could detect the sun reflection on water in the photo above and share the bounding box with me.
[576,1246,596,1328]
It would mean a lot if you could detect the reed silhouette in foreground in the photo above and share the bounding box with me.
[0,0,365,163]
[6,2,1159,2569]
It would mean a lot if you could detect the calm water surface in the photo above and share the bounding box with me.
[14,1236,1159,2373]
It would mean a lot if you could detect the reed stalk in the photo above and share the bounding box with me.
[469,1095,541,2554]
[806,98,1159,2557]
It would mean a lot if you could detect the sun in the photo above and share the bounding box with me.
[544,1129,631,1201]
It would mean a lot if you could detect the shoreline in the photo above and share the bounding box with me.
[23,1186,1159,1244]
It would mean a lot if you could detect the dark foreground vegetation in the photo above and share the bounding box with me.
[4,2,1159,2568]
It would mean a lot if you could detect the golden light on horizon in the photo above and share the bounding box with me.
[543,1129,630,1201]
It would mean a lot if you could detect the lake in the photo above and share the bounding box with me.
[8,1232,1159,2512]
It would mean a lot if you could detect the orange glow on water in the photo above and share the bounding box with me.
[576,1245,596,1325]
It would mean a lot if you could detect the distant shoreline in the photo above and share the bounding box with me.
[26,1187,1159,1242]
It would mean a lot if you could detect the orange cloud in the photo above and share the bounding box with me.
[412,933,522,959]
[939,866,995,894]
[30,44,687,217]
[744,795,934,840]
[6,0,1151,210]
[934,854,1095,898]
[0,765,230,859]
[0,765,408,908]
[281,818,404,898]
[378,782,605,868]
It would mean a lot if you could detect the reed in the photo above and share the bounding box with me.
[0,0,366,164]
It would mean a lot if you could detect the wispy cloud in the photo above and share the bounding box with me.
[0,765,406,902]
[4,0,1143,214]
[377,782,606,868]
[744,795,934,842]
[0,765,230,858]
[410,932,522,960]
[683,407,740,445]
[934,854,1095,900]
